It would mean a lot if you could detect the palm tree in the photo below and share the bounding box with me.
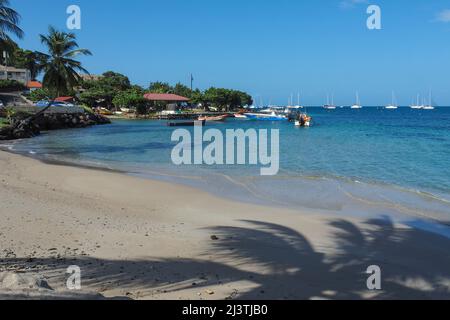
[0,0,23,65]
[37,26,92,98]
[11,48,45,80]
[20,50,44,80]
[0,0,23,41]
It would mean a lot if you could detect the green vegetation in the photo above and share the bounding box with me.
[37,26,92,98]
[0,106,27,123]
[148,81,172,94]
[0,1,253,118]
[78,77,253,113]
[11,48,44,80]
[80,71,132,108]
[0,118,8,128]
[0,0,23,43]
[28,88,52,102]
[0,79,26,91]
[112,87,147,114]
[202,87,252,111]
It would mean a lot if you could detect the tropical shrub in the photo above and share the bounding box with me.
[28,88,52,102]
[0,79,26,92]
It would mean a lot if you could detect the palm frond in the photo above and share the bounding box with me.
[39,27,92,95]
[65,49,93,57]
[0,1,23,39]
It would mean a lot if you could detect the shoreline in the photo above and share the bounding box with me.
[2,143,450,233]
[1,150,450,299]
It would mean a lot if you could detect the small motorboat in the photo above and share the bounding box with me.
[295,114,312,127]
[198,114,228,122]
[244,112,288,121]
[234,114,248,119]
[98,107,114,116]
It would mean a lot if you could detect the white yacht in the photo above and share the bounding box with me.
[423,91,435,110]
[351,92,363,109]
[294,92,304,109]
[385,91,398,110]
[410,95,423,109]
[323,93,336,109]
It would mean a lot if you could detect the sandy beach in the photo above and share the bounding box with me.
[0,149,449,300]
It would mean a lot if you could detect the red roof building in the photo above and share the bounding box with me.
[143,93,190,102]
[55,96,75,103]
[26,81,42,89]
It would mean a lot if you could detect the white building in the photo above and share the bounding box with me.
[0,65,31,85]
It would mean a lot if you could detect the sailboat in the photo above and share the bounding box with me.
[410,94,423,109]
[286,94,294,108]
[285,92,304,115]
[294,92,304,109]
[385,91,398,109]
[422,90,435,110]
[323,93,336,109]
[351,92,363,109]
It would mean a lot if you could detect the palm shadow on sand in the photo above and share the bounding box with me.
[1,217,450,299]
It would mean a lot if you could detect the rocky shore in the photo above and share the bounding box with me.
[0,111,111,140]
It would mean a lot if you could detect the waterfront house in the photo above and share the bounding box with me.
[26,80,43,92]
[143,93,190,114]
[0,65,31,85]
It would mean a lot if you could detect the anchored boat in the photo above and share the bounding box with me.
[295,113,312,127]
[198,114,228,122]
[351,92,363,109]
[244,111,288,121]
[323,93,336,110]
[385,91,398,110]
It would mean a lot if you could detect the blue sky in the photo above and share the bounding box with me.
[10,0,450,105]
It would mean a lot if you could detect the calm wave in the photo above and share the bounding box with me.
[4,107,450,223]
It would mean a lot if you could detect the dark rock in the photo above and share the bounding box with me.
[1,111,111,141]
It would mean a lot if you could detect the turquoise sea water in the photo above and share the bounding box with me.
[3,107,450,225]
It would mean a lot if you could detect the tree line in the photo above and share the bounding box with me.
[0,0,253,115]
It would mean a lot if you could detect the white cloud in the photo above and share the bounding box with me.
[436,9,450,23]
[339,0,368,9]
